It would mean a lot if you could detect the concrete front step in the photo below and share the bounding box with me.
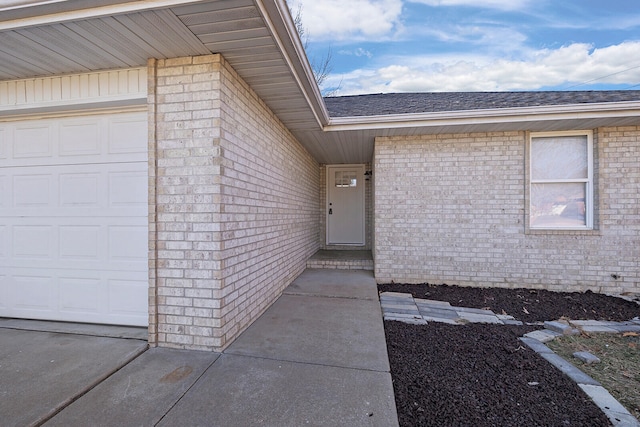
[306,258,374,270]
[306,249,374,271]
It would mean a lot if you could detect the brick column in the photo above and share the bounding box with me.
[148,54,320,351]
[149,55,225,350]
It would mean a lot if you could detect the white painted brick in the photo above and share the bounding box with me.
[374,129,640,295]
[149,54,320,352]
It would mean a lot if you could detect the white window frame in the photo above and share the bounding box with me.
[529,130,594,230]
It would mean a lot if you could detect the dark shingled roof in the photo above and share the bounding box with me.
[324,91,640,117]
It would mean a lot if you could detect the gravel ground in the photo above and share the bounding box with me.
[380,284,640,426]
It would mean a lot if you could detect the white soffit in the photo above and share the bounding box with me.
[0,0,327,150]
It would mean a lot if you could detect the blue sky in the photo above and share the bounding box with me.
[287,0,640,95]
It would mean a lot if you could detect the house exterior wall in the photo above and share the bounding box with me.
[374,128,639,295]
[149,54,320,351]
[319,163,373,250]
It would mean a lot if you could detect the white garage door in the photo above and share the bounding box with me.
[0,111,148,326]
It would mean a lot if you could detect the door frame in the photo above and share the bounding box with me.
[326,164,366,246]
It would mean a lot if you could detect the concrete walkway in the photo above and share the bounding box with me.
[2,269,397,427]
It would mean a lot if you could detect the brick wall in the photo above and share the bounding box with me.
[149,55,320,351]
[374,128,639,295]
[216,56,320,346]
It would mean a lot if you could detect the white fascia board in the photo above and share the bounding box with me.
[0,96,147,118]
[255,0,330,127]
[0,1,68,12]
[0,99,147,120]
[0,0,208,30]
[324,101,640,132]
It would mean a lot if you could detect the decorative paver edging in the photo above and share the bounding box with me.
[379,291,640,427]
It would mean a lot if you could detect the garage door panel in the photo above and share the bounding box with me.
[14,123,54,158]
[0,225,6,258]
[0,128,6,158]
[0,113,146,167]
[8,275,56,311]
[0,274,6,309]
[108,169,147,207]
[109,277,148,316]
[59,120,101,156]
[5,164,146,217]
[108,115,147,154]
[4,219,147,271]
[13,225,54,259]
[59,276,102,314]
[108,225,148,262]
[0,175,6,207]
[13,174,53,207]
[60,172,101,207]
[60,226,101,260]
[3,269,147,326]
[0,111,148,327]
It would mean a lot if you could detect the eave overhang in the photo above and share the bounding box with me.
[291,100,640,164]
[0,0,329,136]
[0,1,638,166]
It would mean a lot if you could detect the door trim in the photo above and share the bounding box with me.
[326,164,366,246]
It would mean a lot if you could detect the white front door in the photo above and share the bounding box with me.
[327,165,365,245]
[0,111,149,326]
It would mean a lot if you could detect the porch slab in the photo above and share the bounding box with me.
[157,354,398,427]
[0,328,147,427]
[225,294,390,372]
[285,268,378,300]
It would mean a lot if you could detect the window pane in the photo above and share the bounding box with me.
[335,171,357,188]
[530,183,586,227]
[531,136,588,180]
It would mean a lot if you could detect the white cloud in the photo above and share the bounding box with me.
[413,24,528,55]
[408,0,532,10]
[287,0,403,41]
[326,41,640,94]
[339,48,374,58]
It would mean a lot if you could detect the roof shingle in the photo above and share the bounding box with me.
[324,91,640,117]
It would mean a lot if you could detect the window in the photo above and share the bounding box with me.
[529,131,593,229]
[335,171,357,188]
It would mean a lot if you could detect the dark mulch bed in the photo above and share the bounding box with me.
[385,322,611,427]
[380,284,640,426]
[379,283,640,323]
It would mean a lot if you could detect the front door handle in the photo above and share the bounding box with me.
[329,208,332,215]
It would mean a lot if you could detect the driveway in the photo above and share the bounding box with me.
[0,319,148,426]
[0,269,398,427]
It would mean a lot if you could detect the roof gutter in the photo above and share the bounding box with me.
[324,101,640,132]
[255,0,330,127]
[0,0,211,30]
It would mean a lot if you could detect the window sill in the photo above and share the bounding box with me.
[526,228,601,236]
